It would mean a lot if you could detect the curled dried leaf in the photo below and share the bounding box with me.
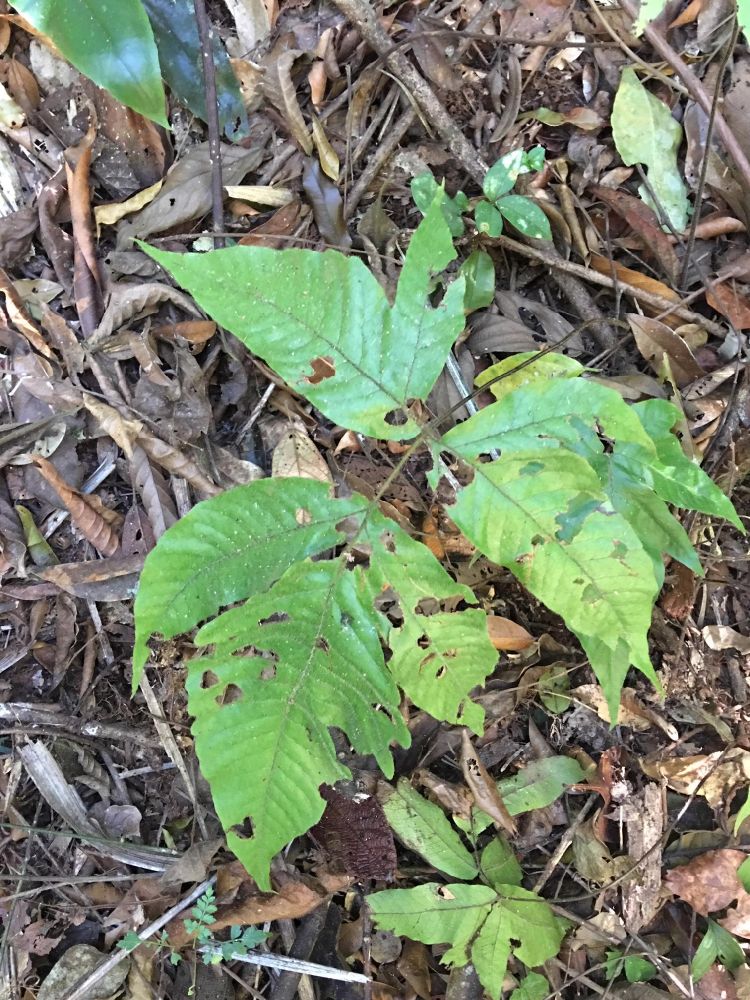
[460,729,516,836]
[31,456,121,557]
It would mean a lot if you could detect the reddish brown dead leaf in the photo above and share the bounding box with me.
[486,615,534,651]
[150,320,217,349]
[238,200,304,248]
[421,509,445,560]
[592,185,679,283]
[660,563,696,620]
[460,729,516,836]
[706,281,750,329]
[589,254,682,324]
[0,267,53,357]
[664,849,745,915]
[302,158,351,249]
[64,128,104,337]
[669,0,703,27]
[31,456,122,557]
[170,871,338,947]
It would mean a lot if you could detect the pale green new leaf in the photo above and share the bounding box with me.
[133,479,367,679]
[511,973,551,1000]
[142,196,465,440]
[12,0,167,125]
[379,779,478,880]
[190,559,409,889]
[611,67,689,231]
[369,882,565,1000]
[442,448,659,710]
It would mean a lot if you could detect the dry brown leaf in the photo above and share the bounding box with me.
[627,314,705,387]
[136,432,219,497]
[414,768,474,820]
[94,180,163,229]
[65,127,104,336]
[271,424,332,483]
[588,253,682,323]
[117,143,263,243]
[460,729,516,836]
[169,871,333,947]
[573,684,678,739]
[37,554,144,601]
[486,615,534,652]
[238,200,304,248]
[90,282,201,348]
[641,748,750,809]
[664,849,745,915]
[592,185,679,283]
[150,320,217,349]
[129,444,178,540]
[311,116,339,181]
[32,456,122,557]
[224,184,294,207]
[706,281,750,329]
[0,267,53,357]
[82,395,143,458]
[702,625,750,653]
[302,158,350,249]
[261,48,312,154]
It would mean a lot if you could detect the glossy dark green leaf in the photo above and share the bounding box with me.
[12,0,167,125]
[142,0,248,139]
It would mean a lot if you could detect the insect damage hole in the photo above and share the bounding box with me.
[304,355,336,384]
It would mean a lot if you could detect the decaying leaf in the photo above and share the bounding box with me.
[641,748,750,809]
[665,849,746,915]
[272,424,332,483]
[460,730,516,836]
[31,456,122,557]
[486,615,534,651]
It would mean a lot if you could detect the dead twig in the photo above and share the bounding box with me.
[331,0,487,184]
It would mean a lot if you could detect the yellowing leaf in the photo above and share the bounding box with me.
[94,180,163,229]
[611,67,690,231]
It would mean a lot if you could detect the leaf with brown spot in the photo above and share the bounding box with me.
[460,729,516,836]
[31,456,122,557]
[664,849,746,915]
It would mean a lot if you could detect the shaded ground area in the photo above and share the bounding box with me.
[1,0,750,998]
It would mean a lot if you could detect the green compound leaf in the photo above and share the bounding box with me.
[12,0,167,126]
[132,479,365,679]
[141,0,248,139]
[134,478,496,887]
[190,559,408,889]
[611,67,689,232]
[442,448,660,714]
[496,194,552,241]
[379,779,478,880]
[368,882,566,1000]
[143,195,465,440]
[439,373,742,716]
